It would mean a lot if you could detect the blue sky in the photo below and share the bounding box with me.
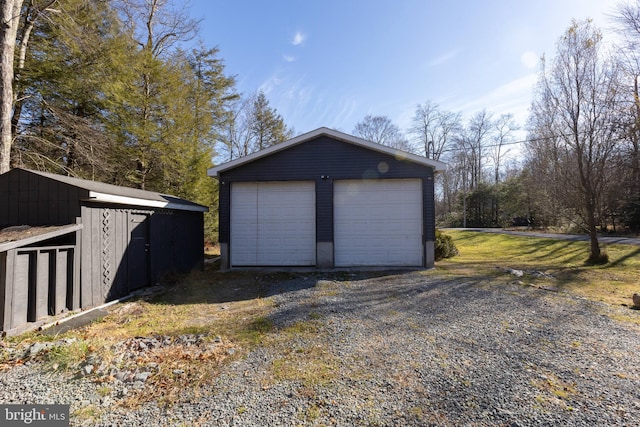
[189,0,619,138]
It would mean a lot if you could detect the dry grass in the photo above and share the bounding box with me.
[267,316,338,387]
[1,268,280,409]
[204,243,220,257]
[434,230,640,309]
[2,267,337,411]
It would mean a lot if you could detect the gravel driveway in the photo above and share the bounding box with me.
[1,270,639,426]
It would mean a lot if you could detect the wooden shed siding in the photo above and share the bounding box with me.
[80,204,204,306]
[0,251,7,330]
[80,206,94,306]
[151,211,175,279]
[81,205,147,305]
[0,251,14,331]
[12,252,29,327]
[0,244,76,332]
[0,170,83,228]
[33,251,49,320]
[167,210,204,273]
[218,136,436,245]
[71,226,81,310]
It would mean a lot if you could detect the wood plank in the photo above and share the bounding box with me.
[0,252,8,330]
[71,222,81,310]
[52,249,67,314]
[36,175,48,225]
[80,207,93,307]
[34,250,50,320]
[13,252,30,328]
[90,207,102,305]
[7,172,20,225]
[2,250,15,331]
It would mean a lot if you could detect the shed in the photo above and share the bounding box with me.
[208,127,445,270]
[0,168,207,334]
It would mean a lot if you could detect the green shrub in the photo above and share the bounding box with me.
[435,230,459,261]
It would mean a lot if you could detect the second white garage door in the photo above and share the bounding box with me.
[231,181,316,266]
[334,179,423,266]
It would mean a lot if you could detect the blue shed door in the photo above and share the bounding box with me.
[128,212,150,290]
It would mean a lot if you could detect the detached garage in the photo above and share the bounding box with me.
[209,127,445,270]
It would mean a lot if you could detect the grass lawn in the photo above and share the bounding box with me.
[436,229,640,309]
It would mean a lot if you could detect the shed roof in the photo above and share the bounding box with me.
[11,169,208,212]
[208,127,446,177]
[0,224,82,252]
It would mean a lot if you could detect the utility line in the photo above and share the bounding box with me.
[436,129,630,154]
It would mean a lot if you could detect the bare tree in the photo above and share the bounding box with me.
[0,0,24,173]
[353,114,413,152]
[115,0,198,57]
[455,110,493,189]
[220,91,293,160]
[222,96,253,160]
[490,113,518,184]
[410,101,461,160]
[531,19,620,263]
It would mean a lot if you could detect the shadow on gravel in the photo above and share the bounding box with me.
[154,266,418,306]
[153,265,595,347]
[265,272,498,328]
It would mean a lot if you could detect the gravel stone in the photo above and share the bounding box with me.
[1,270,639,426]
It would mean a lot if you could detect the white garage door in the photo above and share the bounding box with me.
[334,179,423,266]
[231,181,316,266]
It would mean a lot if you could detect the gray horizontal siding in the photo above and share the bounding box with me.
[219,137,432,181]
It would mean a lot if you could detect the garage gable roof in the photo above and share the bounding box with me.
[9,169,208,212]
[208,127,446,177]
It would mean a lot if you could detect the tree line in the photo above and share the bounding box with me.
[0,0,292,241]
[2,1,640,263]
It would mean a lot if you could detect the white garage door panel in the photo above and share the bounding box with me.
[230,183,259,265]
[334,179,423,266]
[231,181,316,266]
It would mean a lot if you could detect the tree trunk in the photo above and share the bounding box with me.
[587,209,602,262]
[0,0,24,174]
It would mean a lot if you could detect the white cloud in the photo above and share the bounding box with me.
[449,73,538,131]
[258,73,283,95]
[283,55,296,62]
[428,49,460,67]
[520,51,539,69]
[292,31,306,46]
